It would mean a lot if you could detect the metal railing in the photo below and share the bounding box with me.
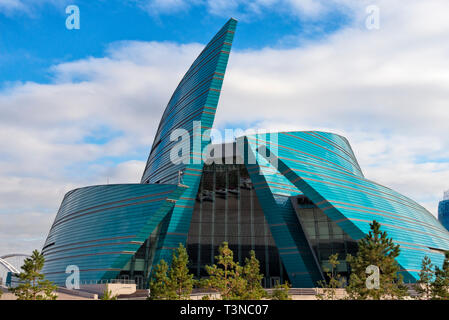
[78,279,136,285]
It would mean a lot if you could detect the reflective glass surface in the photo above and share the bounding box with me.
[187,162,289,287]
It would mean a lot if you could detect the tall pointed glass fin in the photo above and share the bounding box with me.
[141,19,238,266]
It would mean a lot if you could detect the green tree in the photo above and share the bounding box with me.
[203,242,247,300]
[101,289,117,300]
[270,281,291,300]
[168,243,195,300]
[414,255,434,300]
[431,251,449,300]
[345,220,408,300]
[11,250,57,300]
[149,259,171,300]
[148,243,196,300]
[242,250,266,300]
[316,253,344,300]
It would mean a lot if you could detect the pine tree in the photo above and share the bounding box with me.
[148,244,196,300]
[168,243,195,300]
[203,242,247,300]
[101,289,117,300]
[242,250,266,300]
[270,281,291,300]
[11,249,57,300]
[431,251,449,300]
[149,259,172,300]
[414,255,434,300]
[316,253,344,300]
[345,220,408,300]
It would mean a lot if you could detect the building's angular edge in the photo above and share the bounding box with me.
[141,19,238,266]
[141,18,237,185]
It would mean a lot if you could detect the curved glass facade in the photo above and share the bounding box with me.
[41,184,186,284]
[241,131,449,283]
[42,18,449,288]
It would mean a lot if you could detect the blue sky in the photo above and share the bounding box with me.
[1,0,449,255]
[0,0,352,85]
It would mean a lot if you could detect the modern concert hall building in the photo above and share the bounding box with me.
[41,18,449,289]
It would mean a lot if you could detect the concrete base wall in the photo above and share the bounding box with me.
[57,287,98,299]
[80,283,136,298]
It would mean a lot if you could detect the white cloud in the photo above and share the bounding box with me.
[285,0,326,17]
[2,0,449,255]
[214,0,449,214]
[0,0,25,12]
[135,0,190,15]
[135,0,356,21]
[0,0,69,15]
[0,0,21,8]
[0,212,55,253]
[0,41,204,255]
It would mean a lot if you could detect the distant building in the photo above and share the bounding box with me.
[438,191,449,232]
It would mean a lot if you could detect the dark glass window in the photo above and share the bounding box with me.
[117,221,162,289]
[186,163,289,287]
[293,196,358,282]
